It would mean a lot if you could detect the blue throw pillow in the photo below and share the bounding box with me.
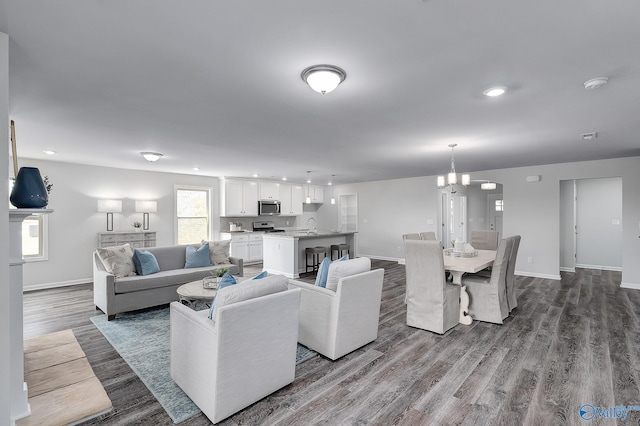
[250,270,268,280]
[185,243,212,268]
[208,272,237,319]
[315,254,349,288]
[133,249,160,276]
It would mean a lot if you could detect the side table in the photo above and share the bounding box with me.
[176,280,218,309]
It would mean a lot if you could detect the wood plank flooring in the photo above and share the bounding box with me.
[23,262,640,425]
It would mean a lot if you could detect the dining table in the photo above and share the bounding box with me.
[443,249,497,325]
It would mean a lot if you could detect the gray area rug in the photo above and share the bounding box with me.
[91,305,317,424]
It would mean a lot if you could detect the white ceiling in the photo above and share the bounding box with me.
[2,0,640,185]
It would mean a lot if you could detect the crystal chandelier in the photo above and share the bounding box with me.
[437,144,470,193]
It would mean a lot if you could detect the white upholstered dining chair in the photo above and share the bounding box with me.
[470,230,499,250]
[404,239,460,334]
[461,237,513,324]
[505,235,521,312]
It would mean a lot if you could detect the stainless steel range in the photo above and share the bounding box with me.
[252,221,285,233]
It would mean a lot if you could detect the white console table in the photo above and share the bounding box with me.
[97,231,156,248]
[9,208,53,423]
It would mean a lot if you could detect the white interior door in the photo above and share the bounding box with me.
[575,177,622,270]
[487,194,504,240]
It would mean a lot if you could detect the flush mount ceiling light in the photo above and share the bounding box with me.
[437,144,470,193]
[42,150,56,155]
[141,152,163,162]
[584,77,608,90]
[481,182,497,190]
[483,86,508,97]
[301,64,347,94]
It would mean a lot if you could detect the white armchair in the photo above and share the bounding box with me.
[170,275,301,424]
[288,257,384,360]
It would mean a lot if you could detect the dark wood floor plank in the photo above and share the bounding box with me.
[22,262,637,425]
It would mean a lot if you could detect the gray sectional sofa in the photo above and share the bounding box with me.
[93,244,243,320]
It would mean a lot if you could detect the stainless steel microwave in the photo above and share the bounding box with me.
[258,200,281,216]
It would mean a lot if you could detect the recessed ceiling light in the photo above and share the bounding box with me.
[193,167,200,171]
[42,150,56,155]
[281,177,287,181]
[252,174,259,178]
[141,152,163,162]
[483,86,507,97]
[584,77,608,90]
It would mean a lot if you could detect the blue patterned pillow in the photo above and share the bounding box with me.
[185,243,212,268]
[208,273,237,319]
[315,254,349,287]
[132,249,160,276]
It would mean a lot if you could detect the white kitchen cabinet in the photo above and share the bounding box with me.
[259,181,280,200]
[220,179,259,216]
[248,234,263,262]
[305,185,324,203]
[225,232,263,264]
[279,184,303,215]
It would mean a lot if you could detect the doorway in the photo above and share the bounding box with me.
[559,177,622,272]
[441,192,467,248]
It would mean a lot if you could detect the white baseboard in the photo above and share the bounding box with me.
[575,263,622,272]
[23,278,91,292]
[560,267,576,273]
[621,282,640,290]
[514,270,561,281]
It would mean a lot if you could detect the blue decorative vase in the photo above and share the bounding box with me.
[10,167,48,208]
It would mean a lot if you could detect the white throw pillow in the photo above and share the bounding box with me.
[97,244,136,278]
[325,257,371,292]
[213,274,288,320]
[203,239,231,265]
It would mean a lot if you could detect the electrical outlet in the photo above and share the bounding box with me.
[286,220,289,226]
[363,218,368,224]
[528,257,533,264]
[396,246,401,252]
[427,219,434,225]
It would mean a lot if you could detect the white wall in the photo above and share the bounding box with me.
[1,31,12,426]
[317,176,440,261]
[18,159,221,290]
[575,177,622,269]
[318,156,640,286]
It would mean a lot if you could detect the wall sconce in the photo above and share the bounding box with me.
[97,199,122,232]
[135,200,157,230]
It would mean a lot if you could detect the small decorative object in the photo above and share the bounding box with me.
[43,176,53,194]
[202,276,217,289]
[132,221,142,232]
[10,167,49,208]
[9,120,49,208]
[203,267,230,289]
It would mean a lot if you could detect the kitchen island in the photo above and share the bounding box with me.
[262,231,357,278]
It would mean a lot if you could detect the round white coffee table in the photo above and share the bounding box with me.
[177,280,218,309]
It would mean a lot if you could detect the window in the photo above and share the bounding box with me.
[495,199,504,212]
[9,179,49,261]
[175,186,211,244]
